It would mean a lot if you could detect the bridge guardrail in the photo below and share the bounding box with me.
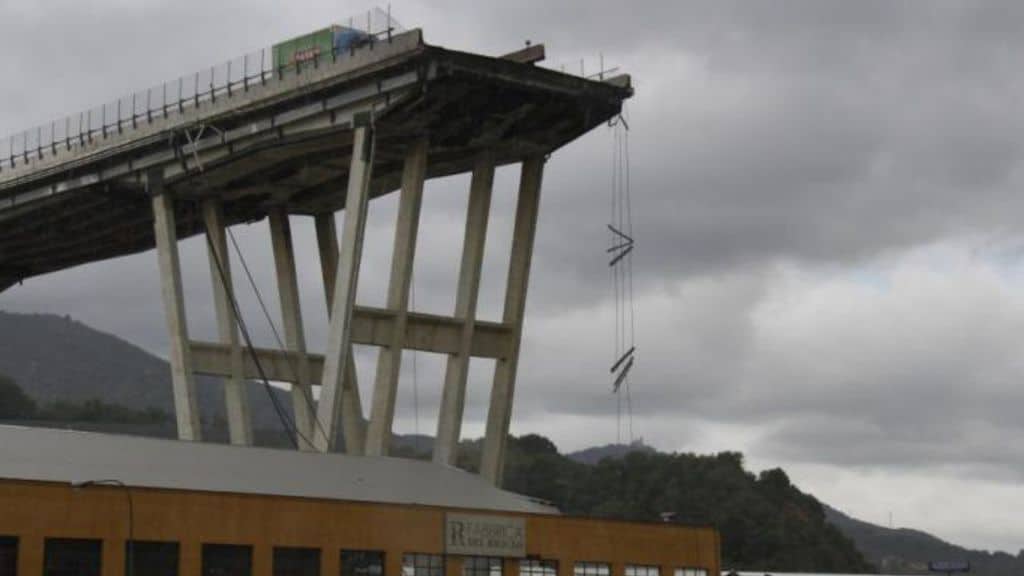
[0,7,401,176]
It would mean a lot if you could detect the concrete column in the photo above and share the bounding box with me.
[150,170,202,441]
[203,199,253,445]
[315,212,367,455]
[315,123,374,452]
[269,206,316,450]
[365,138,429,457]
[480,156,545,484]
[433,151,495,465]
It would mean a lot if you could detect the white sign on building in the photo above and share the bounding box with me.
[445,513,526,557]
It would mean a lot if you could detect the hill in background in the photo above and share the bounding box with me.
[826,505,1024,576]
[0,310,297,438]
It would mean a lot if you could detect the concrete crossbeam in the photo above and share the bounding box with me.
[190,309,514,383]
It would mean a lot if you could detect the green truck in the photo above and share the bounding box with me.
[272,25,370,69]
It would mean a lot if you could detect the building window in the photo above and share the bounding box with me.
[463,557,502,576]
[626,567,659,576]
[203,544,253,576]
[402,554,443,576]
[127,541,179,576]
[341,551,384,576]
[674,569,707,576]
[520,559,557,576]
[573,563,610,576]
[0,537,16,576]
[44,538,102,576]
[274,547,320,576]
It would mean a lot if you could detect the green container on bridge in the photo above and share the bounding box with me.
[272,25,370,69]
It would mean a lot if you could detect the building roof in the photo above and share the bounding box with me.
[0,425,557,514]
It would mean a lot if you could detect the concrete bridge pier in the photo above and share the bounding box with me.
[150,170,202,442]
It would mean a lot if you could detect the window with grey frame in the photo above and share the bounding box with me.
[0,537,16,576]
[573,562,610,576]
[463,557,502,576]
[674,569,707,576]
[44,538,102,576]
[625,566,659,576]
[127,541,179,576]
[274,547,320,576]
[402,553,443,576]
[342,550,384,576]
[203,543,253,576]
[520,559,557,576]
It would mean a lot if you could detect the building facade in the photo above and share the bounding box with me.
[0,427,720,576]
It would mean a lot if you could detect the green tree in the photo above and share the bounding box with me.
[496,434,875,574]
[0,373,37,419]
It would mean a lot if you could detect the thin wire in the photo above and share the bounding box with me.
[205,230,302,449]
[608,109,637,445]
[611,119,621,444]
[227,227,330,445]
[623,106,636,442]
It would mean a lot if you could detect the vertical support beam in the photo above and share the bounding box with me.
[365,138,429,456]
[315,212,367,455]
[269,206,316,450]
[203,199,253,445]
[480,156,545,484]
[433,151,495,464]
[315,123,374,452]
[150,169,201,441]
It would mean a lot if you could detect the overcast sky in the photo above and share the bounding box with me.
[4,0,1024,554]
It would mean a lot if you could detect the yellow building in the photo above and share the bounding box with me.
[0,426,720,576]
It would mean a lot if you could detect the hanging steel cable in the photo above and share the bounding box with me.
[608,106,636,444]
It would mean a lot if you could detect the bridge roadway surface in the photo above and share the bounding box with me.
[0,29,631,292]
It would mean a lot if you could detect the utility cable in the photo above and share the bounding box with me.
[226,226,331,447]
[205,230,304,449]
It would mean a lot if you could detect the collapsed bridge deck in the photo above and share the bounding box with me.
[0,29,631,292]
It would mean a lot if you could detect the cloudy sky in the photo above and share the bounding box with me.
[4,0,1024,554]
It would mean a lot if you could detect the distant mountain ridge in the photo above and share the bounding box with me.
[0,310,292,435]
[825,505,1024,576]
[567,439,656,465]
